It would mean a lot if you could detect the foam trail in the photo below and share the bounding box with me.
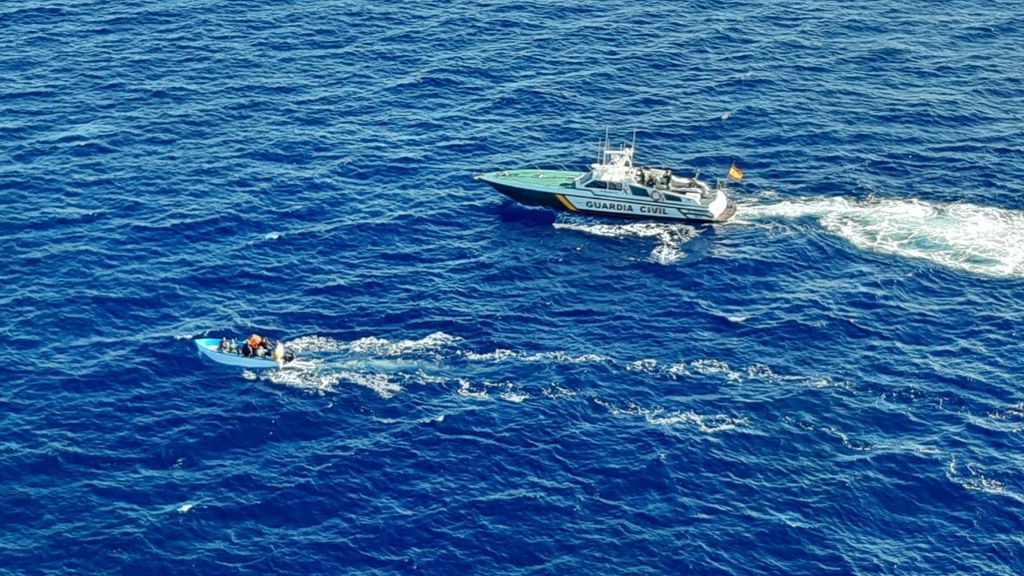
[554,216,701,264]
[286,332,461,357]
[738,197,1024,278]
[594,399,749,434]
[254,334,453,397]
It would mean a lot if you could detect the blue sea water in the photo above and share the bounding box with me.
[2,0,1024,574]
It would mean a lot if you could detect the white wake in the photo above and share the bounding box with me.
[553,218,703,264]
[737,196,1024,278]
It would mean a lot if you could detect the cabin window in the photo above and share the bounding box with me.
[664,194,681,202]
[585,180,609,189]
[630,185,648,196]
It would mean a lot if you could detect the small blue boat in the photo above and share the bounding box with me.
[195,337,293,369]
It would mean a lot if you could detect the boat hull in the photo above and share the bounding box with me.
[486,179,569,211]
[195,338,286,369]
[477,170,734,224]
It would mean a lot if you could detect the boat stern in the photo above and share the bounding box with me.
[708,189,737,222]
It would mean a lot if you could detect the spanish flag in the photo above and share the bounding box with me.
[728,163,744,181]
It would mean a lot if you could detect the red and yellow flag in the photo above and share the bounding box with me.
[728,163,744,181]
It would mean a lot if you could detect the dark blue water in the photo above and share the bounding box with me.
[3,1,1023,574]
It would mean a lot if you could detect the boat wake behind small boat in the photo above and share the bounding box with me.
[195,338,313,370]
[476,135,738,224]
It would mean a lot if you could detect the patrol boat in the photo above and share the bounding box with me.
[476,137,737,223]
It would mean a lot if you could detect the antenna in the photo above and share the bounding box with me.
[599,127,610,164]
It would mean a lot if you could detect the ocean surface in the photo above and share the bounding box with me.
[2,1,1023,574]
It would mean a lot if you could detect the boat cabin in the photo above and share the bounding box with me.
[573,144,715,202]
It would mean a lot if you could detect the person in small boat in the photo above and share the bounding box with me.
[240,335,256,357]
[218,337,236,353]
[270,340,296,363]
[241,334,273,357]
